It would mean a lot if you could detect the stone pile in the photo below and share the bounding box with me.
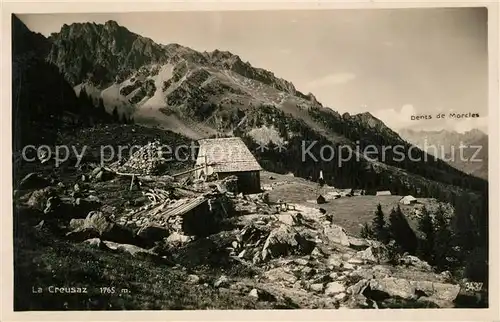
[226,215,318,265]
[119,141,169,175]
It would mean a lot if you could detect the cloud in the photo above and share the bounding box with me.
[372,104,416,130]
[307,72,356,88]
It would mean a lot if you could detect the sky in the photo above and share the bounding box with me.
[19,8,489,133]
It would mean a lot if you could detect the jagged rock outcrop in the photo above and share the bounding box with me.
[67,211,138,244]
[47,20,168,86]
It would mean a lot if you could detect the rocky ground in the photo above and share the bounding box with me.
[12,141,485,310]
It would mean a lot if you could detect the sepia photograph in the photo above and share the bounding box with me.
[6,3,496,316]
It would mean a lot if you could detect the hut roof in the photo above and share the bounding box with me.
[197,137,262,173]
[400,195,417,203]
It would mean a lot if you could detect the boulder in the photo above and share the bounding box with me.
[368,278,416,300]
[325,282,346,296]
[293,258,309,266]
[439,270,453,281]
[310,283,324,292]
[67,211,137,244]
[347,279,370,295]
[102,240,155,257]
[372,265,392,279]
[277,214,294,226]
[347,257,364,265]
[214,275,229,288]
[27,187,55,211]
[327,254,343,268]
[40,195,101,220]
[342,262,355,270]
[83,238,107,249]
[334,292,347,302]
[95,168,115,182]
[353,245,389,264]
[263,267,298,285]
[409,280,460,302]
[323,224,350,246]
[137,225,170,246]
[347,236,370,250]
[261,224,315,261]
[91,167,104,177]
[187,274,200,284]
[352,268,375,280]
[166,232,192,244]
[399,255,433,271]
[248,288,259,299]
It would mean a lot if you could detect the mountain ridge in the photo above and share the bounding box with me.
[399,128,488,180]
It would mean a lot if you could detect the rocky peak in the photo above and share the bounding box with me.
[352,112,390,132]
[47,20,167,86]
[104,19,120,30]
[306,92,322,106]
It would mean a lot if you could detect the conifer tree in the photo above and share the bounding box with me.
[433,205,454,270]
[417,206,435,264]
[371,203,389,244]
[360,222,374,239]
[388,205,418,254]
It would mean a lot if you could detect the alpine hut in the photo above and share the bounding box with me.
[195,137,262,194]
[400,195,418,205]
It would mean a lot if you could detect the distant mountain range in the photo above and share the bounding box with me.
[400,129,488,180]
[12,16,488,209]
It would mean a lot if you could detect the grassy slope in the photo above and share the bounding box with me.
[260,171,445,236]
[14,218,274,311]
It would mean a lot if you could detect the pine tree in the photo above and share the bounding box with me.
[388,205,418,254]
[371,204,389,244]
[433,205,454,270]
[360,223,374,239]
[417,206,435,264]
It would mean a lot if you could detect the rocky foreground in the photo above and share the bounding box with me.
[13,144,483,310]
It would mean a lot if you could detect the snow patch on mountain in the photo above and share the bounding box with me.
[248,125,286,146]
[101,83,133,115]
[141,64,173,109]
